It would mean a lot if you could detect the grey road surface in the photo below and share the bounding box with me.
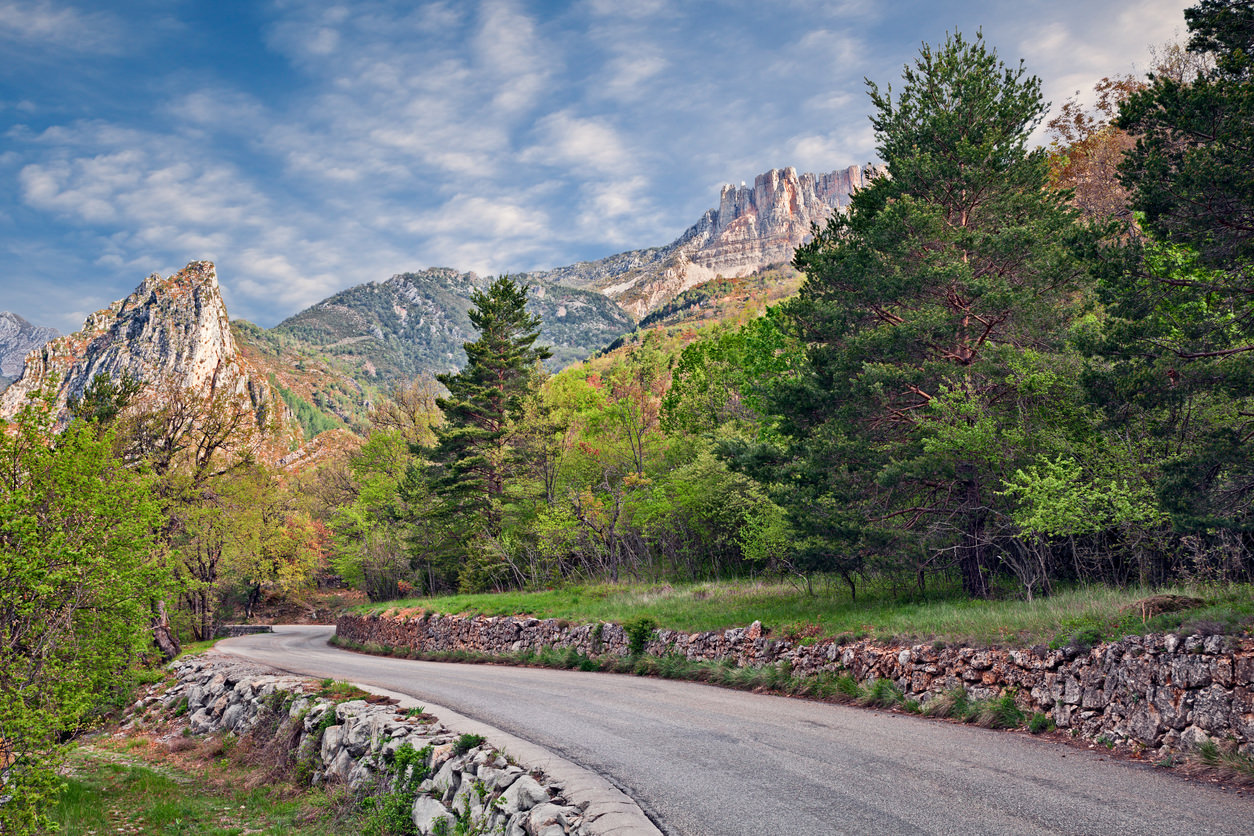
[221,625,1253,836]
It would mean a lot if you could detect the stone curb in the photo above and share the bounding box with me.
[345,682,663,836]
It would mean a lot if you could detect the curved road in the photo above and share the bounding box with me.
[221,626,1253,836]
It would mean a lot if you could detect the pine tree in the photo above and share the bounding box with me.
[426,276,551,549]
[771,32,1096,597]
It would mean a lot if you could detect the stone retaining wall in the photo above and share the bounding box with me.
[147,654,589,836]
[337,612,1254,758]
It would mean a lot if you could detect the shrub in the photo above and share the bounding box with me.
[1027,712,1055,734]
[452,733,486,756]
[623,617,658,656]
[1194,739,1254,786]
[834,674,861,701]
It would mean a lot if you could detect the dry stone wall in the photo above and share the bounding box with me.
[338,612,1254,759]
[150,654,590,836]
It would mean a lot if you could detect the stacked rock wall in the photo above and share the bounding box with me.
[337,612,1254,758]
[153,654,589,836]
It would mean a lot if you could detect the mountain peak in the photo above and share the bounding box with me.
[0,261,291,445]
[528,163,886,317]
[0,311,59,380]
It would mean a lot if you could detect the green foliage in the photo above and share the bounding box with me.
[0,391,172,834]
[923,688,972,720]
[68,372,141,426]
[360,790,418,836]
[1027,712,1056,734]
[451,733,486,756]
[1195,737,1254,785]
[857,678,905,708]
[424,276,551,578]
[971,690,1026,729]
[269,374,342,440]
[622,616,657,655]
[1118,0,1254,265]
[755,31,1099,599]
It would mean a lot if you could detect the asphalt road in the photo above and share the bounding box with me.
[221,625,1254,836]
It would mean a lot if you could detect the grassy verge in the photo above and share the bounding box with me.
[52,738,363,835]
[357,578,1254,648]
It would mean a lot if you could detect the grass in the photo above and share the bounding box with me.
[1192,739,1254,787]
[51,742,363,835]
[358,577,1254,648]
[176,637,224,659]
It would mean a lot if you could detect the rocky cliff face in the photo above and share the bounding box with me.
[0,261,292,442]
[0,311,58,383]
[529,164,885,317]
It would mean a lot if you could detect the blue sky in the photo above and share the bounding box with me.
[1,0,1191,332]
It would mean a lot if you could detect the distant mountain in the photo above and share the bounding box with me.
[0,311,58,387]
[271,268,633,381]
[527,164,884,317]
[0,262,302,457]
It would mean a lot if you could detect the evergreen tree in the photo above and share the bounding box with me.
[1117,0,1254,265]
[425,276,551,564]
[1083,0,1254,543]
[766,32,1096,597]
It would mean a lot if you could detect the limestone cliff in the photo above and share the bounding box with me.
[0,312,58,384]
[529,164,886,317]
[0,261,295,448]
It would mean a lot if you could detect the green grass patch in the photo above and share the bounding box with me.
[359,578,1254,648]
[175,637,225,660]
[51,748,360,835]
[1193,739,1254,787]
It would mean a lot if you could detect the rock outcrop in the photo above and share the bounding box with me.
[0,312,58,383]
[0,261,294,446]
[530,164,886,317]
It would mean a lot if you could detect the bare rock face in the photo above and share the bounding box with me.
[0,312,58,381]
[530,164,886,317]
[0,261,289,440]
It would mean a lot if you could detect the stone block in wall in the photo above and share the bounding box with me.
[1172,656,1213,689]
[1190,685,1233,734]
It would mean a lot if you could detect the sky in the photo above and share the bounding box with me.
[0,0,1193,333]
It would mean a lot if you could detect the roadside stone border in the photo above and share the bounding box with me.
[139,653,657,835]
[338,612,1254,759]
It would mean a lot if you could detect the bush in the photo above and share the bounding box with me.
[1027,712,1055,734]
[452,733,486,756]
[923,687,971,720]
[623,617,658,656]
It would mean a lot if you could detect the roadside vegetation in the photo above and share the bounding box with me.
[51,731,365,835]
[361,578,1254,649]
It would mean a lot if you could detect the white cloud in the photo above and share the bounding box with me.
[523,110,636,174]
[473,0,554,113]
[602,52,669,101]
[0,0,122,52]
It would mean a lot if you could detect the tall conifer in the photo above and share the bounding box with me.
[426,277,551,546]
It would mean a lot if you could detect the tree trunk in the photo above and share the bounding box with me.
[151,599,180,661]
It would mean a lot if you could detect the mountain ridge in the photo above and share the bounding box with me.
[526,163,883,316]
